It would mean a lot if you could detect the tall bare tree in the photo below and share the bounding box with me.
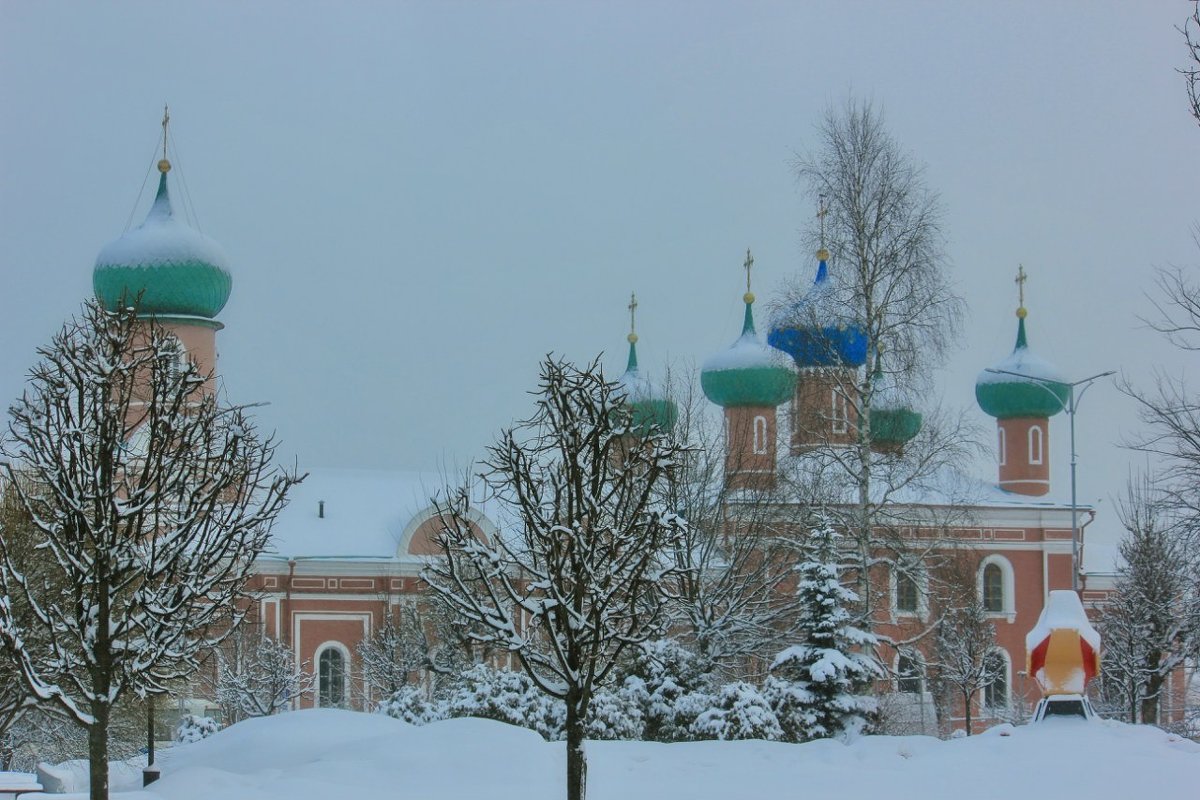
[777,99,974,621]
[0,299,299,800]
[423,356,686,800]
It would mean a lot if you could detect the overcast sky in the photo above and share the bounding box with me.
[1,2,1197,551]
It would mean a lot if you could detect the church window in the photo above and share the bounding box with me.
[895,569,920,614]
[752,415,768,455]
[998,427,1007,466]
[318,645,347,708]
[982,563,1004,612]
[831,389,849,434]
[896,653,923,693]
[1028,425,1044,465]
[984,650,1009,710]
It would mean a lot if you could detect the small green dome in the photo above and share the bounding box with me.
[871,364,922,447]
[93,172,232,319]
[701,301,797,408]
[975,315,1069,419]
[617,339,678,434]
[872,407,923,445]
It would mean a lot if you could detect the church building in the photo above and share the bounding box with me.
[83,130,1167,734]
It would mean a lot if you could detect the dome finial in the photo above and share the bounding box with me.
[741,249,757,335]
[158,104,172,174]
[1015,264,1028,318]
[627,292,638,345]
[816,193,830,262]
[743,248,755,304]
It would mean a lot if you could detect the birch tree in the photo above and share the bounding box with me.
[423,356,686,800]
[777,99,973,622]
[0,299,299,800]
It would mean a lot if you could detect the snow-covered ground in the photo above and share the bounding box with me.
[45,709,1200,800]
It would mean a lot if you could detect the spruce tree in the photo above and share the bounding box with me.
[770,520,879,740]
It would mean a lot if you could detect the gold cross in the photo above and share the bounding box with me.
[817,193,829,245]
[1015,264,1027,308]
[743,249,754,293]
[628,292,638,337]
[162,104,170,161]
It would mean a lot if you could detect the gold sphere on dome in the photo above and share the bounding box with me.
[1016,306,1028,319]
[816,247,830,261]
[158,159,172,173]
[744,291,755,304]
[627,333,638,344]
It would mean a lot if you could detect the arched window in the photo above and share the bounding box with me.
[998,426,1007,466]
[1028,425,1044,465]
[317,645,347,708]
[896,652,924,693]
[831,389,849,434]
[752,415,768,455]
[982,563,1004,613]
[984,650,1009,711]
[977,555,1016,619]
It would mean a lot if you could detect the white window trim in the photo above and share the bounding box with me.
[315,640,352,709]
[890,563,928,620]
[998,426,1007,466]
[831,389,849,435]
[1028,425,1044,466]
[983,647,1012,714]
[752,415,769,455]
[893,651,926,694]
[977,555,1017,622]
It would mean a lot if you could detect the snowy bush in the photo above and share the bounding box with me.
[690,682,782,741]
[584,685,644,741]
[174,715,220,744]
[617,639,715,741]
[376,685,447,726]
[446,665,563,740]
[762,675,818,743]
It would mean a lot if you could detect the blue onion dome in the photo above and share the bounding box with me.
[870,361,922,447]
[767,247,868,368]
[94,161,232,320]
[617,333,678,435]
[701,280,797,408]
[975,306,1069,419]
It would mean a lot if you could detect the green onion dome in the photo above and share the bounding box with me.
[617,335,678,434]
[701,294,797,408]
[871,365,922,446]
[94,167,232,320]
[768,249,868,368]
[975,309,1069,419]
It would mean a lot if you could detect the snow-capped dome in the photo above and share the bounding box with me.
[870,364,922,448]
[616,336,677,434]
[767,248,868,368]
[94,168,232,319]
[975,310,1069,419]
[701,294,796,408]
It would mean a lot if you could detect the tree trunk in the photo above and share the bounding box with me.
[565,689,588,800]
[88,701,110,800]
[962,689,972,736]
[1140,676,1162,726]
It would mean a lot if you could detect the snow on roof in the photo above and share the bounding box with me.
[976,345,1066,386]
[264,468,465,561]
[701,331,795,373]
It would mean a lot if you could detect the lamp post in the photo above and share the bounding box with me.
[984,367,1114,591]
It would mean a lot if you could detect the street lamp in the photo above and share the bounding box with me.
[984,367,1115,592]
